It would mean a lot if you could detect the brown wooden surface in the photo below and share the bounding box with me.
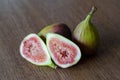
[0,0,120,80]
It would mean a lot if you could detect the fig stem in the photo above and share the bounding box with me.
[85,6,97,23]
[89,6,97,16]
[48,62,57,69]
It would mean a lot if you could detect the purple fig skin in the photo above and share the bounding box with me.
[38,23,72,41]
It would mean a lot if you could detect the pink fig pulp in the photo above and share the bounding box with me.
[20,33,56,68]
[46,33,81,68]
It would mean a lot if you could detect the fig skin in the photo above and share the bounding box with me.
[73,6,100,55]
[38,23,72,41]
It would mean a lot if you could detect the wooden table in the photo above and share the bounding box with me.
[0,0,120,80]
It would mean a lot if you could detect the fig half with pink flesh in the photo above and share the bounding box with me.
[20,33,56,68]
[46,33,81,68]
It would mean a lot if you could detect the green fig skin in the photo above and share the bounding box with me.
[73,7,100,55]
[38,23,72,41]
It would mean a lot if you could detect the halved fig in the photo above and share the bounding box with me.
[46,33,81,68]
[20,33,56,68]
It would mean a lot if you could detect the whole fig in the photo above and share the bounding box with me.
[38,23,72,41]
[73,6,100,55]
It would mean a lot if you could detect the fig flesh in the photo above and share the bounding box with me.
[46,33,81,68]
[20,33,56,68]
[38,23,72,40]
[73,6,100,55]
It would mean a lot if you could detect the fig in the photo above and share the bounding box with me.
[38,23,72,41]
[46,33,81,68]
[73,6,100,55]
[20,33,56,68]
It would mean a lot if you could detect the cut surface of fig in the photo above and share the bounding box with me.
[20,33,56,68]
[46,33,81,68]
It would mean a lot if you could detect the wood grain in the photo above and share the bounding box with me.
[0,0,120,80]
